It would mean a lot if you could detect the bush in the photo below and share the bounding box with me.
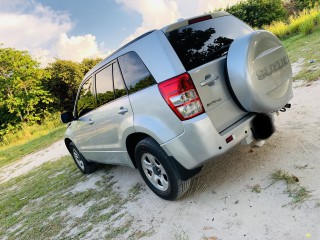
[295,0,319,11]
[299,17,316,35]
[265,21,290,38]
[225,0,287,28]
[264,6,320,39]
[0,112,62,146]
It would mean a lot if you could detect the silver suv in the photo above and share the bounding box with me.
[61,12,293,200]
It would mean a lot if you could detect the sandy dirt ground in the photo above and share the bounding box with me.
[1,79,320,239]
[0,140,69,183]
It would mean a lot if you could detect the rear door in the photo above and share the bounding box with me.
[165,15,254,132]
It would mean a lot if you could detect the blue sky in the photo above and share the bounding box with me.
[0,0,239,66]
[38,0,142,50]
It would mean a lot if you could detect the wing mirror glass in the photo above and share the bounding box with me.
[61,112,75,123]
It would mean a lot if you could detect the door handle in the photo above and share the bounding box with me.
[118,107,128,115]
[200,74,219,87]
[88,119,95,125]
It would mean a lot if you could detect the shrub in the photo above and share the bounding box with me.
[0,112,62,146]
[224,0,287,28]
[265,21,290,38]
[299,17,316,35]
[263,6,320,39]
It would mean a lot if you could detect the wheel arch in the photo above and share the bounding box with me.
[64,138,73,153]
[126,132,151,168]
[126,133,202,180]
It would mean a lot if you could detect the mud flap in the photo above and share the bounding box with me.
[170,157,203,181]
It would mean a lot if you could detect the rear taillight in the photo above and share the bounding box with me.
[158,73,204,120]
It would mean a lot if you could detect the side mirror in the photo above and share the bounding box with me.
[61,112,75,123]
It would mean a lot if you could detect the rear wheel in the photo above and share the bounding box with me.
[69,142,96,174]
[135,137,190,200]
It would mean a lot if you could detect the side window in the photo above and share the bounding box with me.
[77,77,95,117]
[118,52,156,94]
[95,65,114,107]
[113,62,127,99]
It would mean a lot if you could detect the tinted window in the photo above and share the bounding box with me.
[113,62,127,99]
[95,65,114,107]
[118,52,156,94]
[166,15,253,71]
[77,77,94,117]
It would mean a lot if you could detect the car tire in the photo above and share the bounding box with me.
[135,137,190,200]
[69,142,96,174]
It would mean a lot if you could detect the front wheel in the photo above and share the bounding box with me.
[135,137,190,200]
[69,142,96,174]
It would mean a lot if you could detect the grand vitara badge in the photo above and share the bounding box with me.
[256,55,290,80]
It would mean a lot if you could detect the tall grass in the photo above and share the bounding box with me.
[0,112,67,168]
[0,113,63,147]
[264,6,320,39]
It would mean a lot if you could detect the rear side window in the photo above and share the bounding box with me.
[113,62,127,99]
[166,15,253,71]
[118,52,156,94]
[77,77,94,117]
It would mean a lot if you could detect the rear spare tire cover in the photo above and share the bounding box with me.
[227,30,293,113]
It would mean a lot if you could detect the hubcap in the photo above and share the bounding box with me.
[73,149,85,171]
[141,153,169,191]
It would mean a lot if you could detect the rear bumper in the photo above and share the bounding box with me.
[161,113,256,169]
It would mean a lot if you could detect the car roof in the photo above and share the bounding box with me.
[83,11,230,81]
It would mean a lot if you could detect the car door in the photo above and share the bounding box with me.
[92,61,135,166]
[72,76,100,157]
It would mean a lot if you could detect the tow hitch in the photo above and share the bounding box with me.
[279,103,292,112]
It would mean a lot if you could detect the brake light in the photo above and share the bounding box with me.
[188,15,212,25]
[158,73,204,120]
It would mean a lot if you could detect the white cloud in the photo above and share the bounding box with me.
[0,0,106,67]
[54,33,107,62]
[117,0,181,45]
[117,0,240,46]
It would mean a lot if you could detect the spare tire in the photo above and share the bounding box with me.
[227,30,293,113]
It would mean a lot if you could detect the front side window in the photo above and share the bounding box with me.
[77,77,94,117]
[118,52,156,94]
[95,65,114,107]
[166,15,253,71]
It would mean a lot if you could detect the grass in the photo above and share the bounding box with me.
[271,169,299,184]
[283,28,320,82]
[270,169,312,206]
[0,124,66,168]
[249,184,262,193]
[0,112,67,168]
[0,113,63,146]
[264,6,320,39]
[0,156,144,239]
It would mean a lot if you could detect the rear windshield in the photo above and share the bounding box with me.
[166,15,253,71]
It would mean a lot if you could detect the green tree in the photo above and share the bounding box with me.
[44,59,83,112]
[45,57,103,112]
[225,0,287,28]
[81,57,103,76]
[0,46,53,129]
